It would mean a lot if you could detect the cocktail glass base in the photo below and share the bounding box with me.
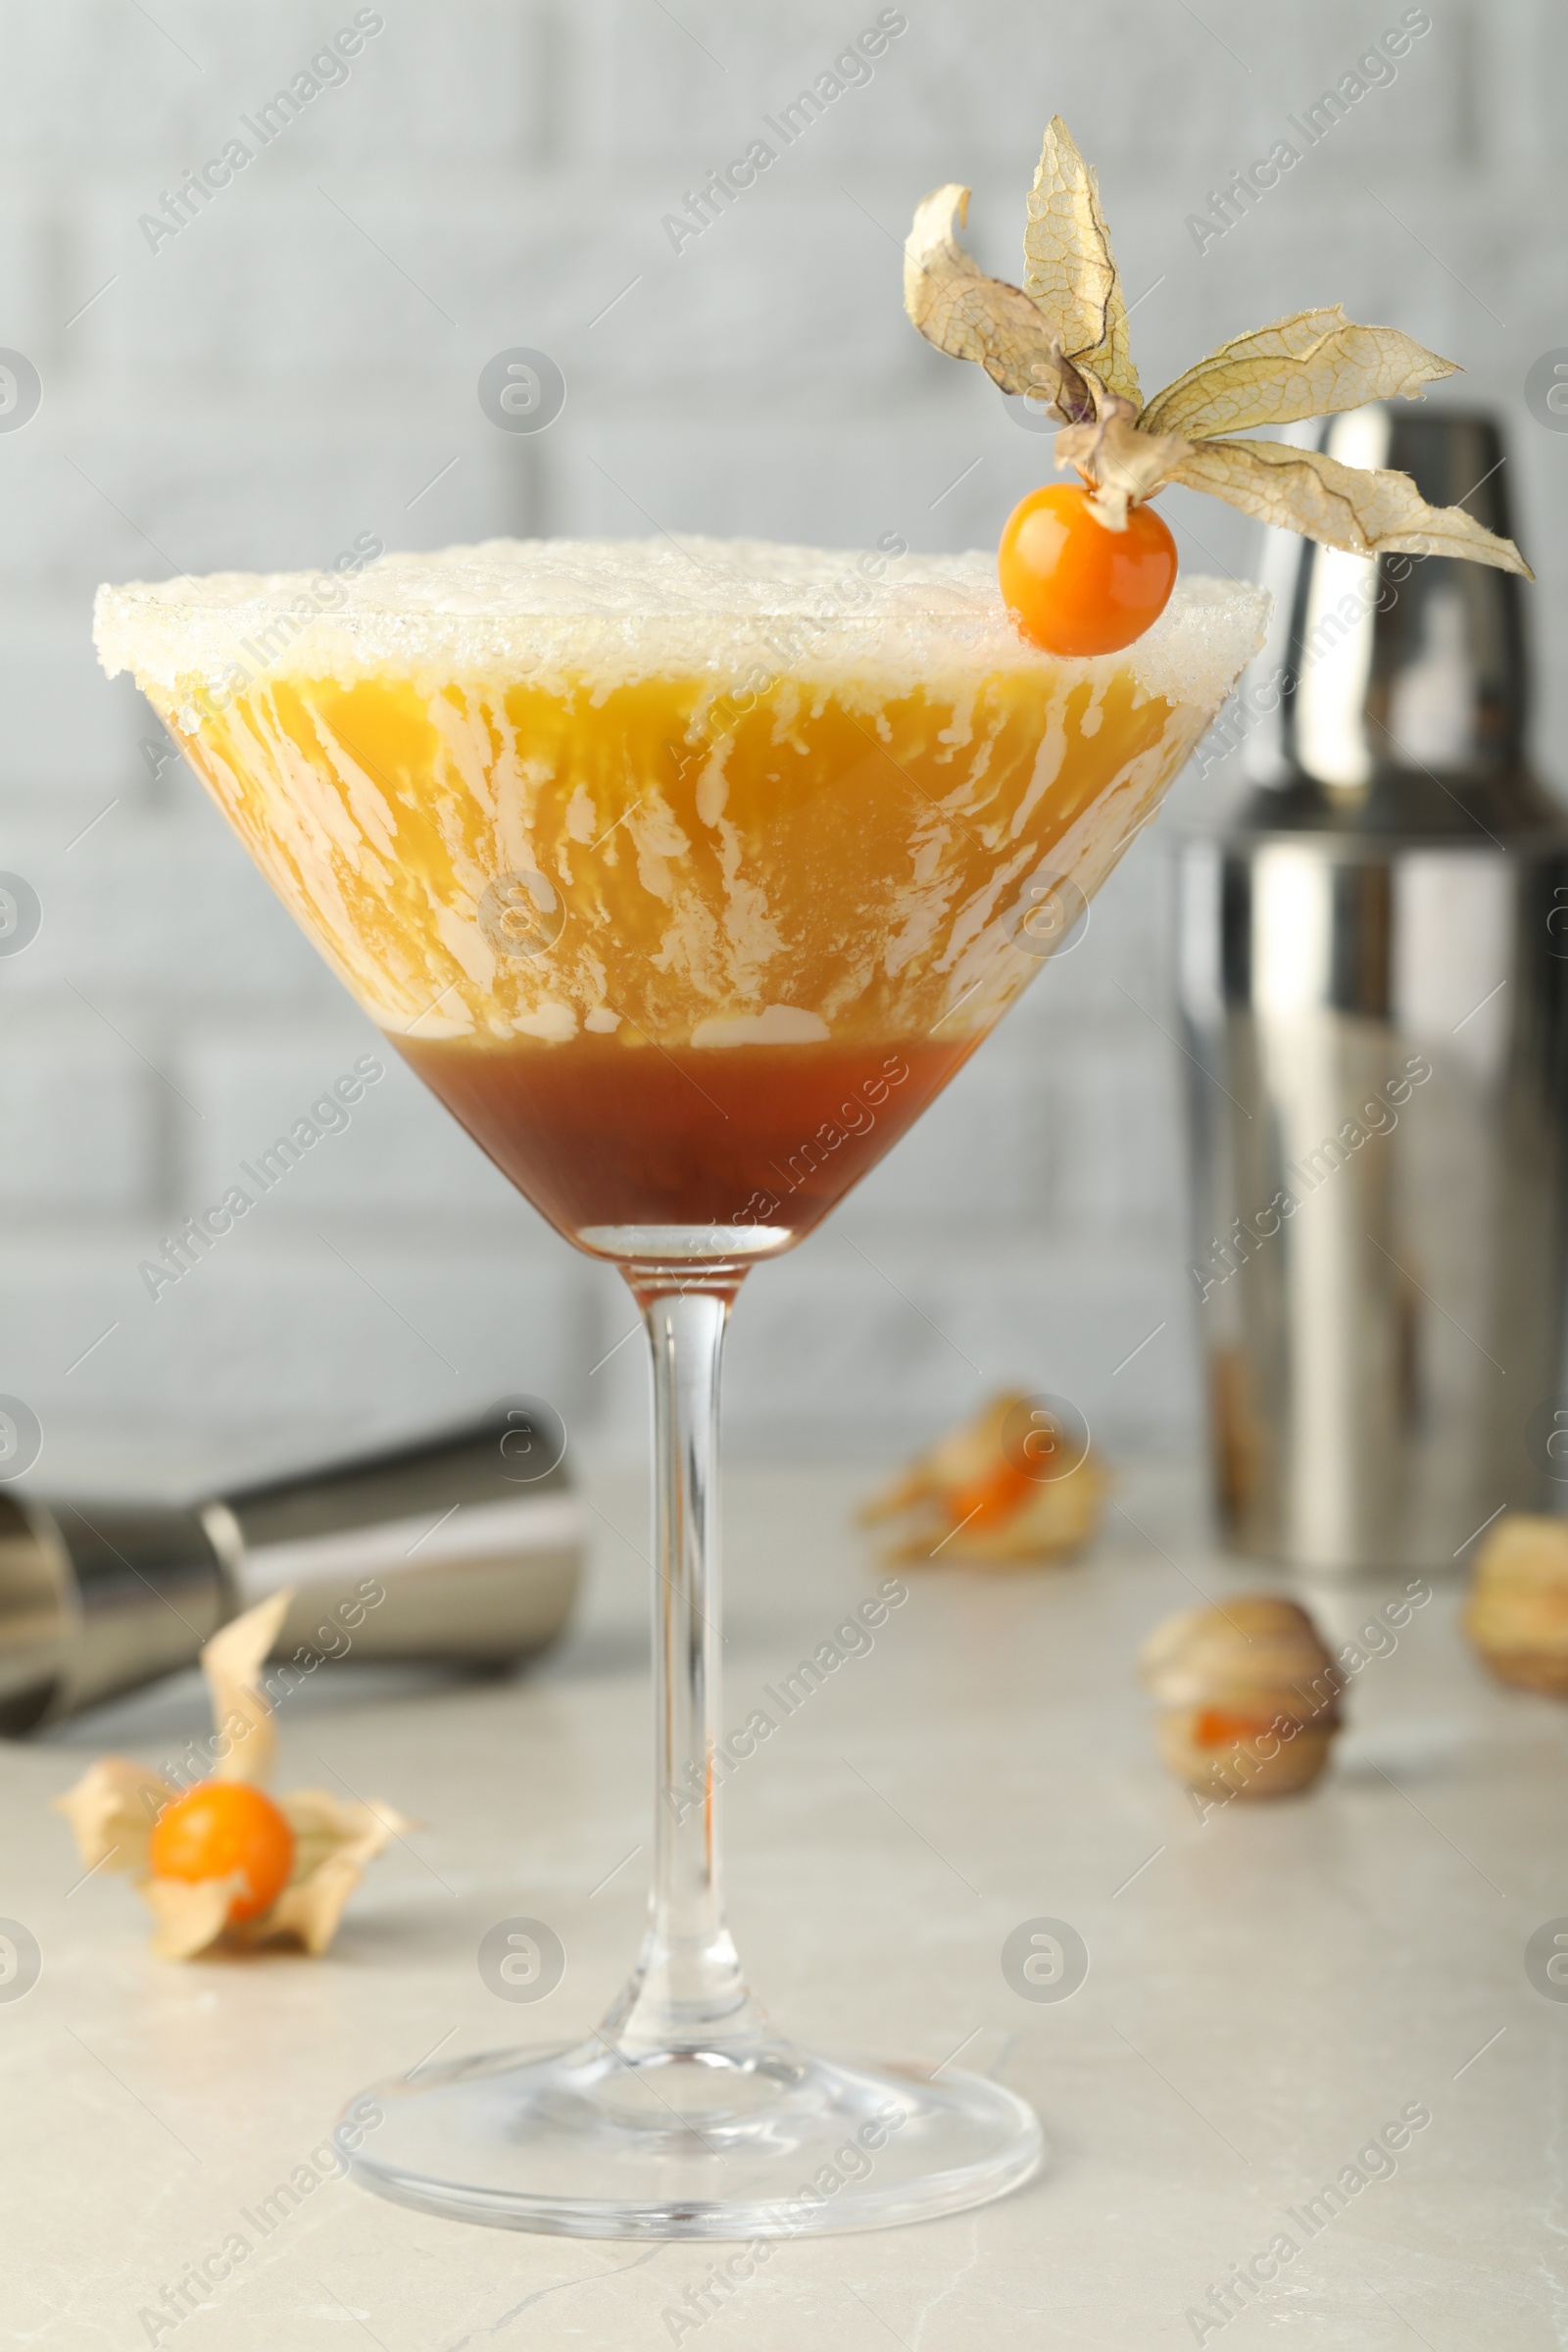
[343,2031,1044,2238]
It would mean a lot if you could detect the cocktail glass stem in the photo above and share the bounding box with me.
[338,1246,1042,2227]
[600,1270,763,2061]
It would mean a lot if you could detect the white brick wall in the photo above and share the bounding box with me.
[0,0,1559,1486]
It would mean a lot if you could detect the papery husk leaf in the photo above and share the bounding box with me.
[861,1391,1029,1520]
[905,184,1095,417]
[1139,308,1456,440]
[143,1873,243,1960]
[1023,116,1139,404]
[880,1462,1107,1568]
[903,122,1533,583]
[1138,1596,1341,1723]
[54,1756,173,1875]
[278,1787,417,1879]
[201,1588,294,1785]
[1169,437,1534,576]
[860,1391,1107,1567]
[1055,405,1193,529]
[1465,1514,1568,1691]
[249,1789,416,1955]
[261,1848,367,1956]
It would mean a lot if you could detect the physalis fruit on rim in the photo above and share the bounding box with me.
[903,117,1530,658]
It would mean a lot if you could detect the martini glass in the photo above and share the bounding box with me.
[96,536,1265,2238]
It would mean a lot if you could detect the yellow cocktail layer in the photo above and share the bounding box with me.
[161,660,1208,1046]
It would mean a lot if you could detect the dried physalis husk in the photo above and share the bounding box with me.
[1464,1514,1568,1693]
[906,114,1532,573]
[859,1390,1106,1567]
[1138,1595,1342,1801]
[54,1591,415,1960]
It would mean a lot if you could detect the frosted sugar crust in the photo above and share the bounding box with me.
[94,535,1269,719]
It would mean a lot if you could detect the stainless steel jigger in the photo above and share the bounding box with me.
[0,1407,582,1732]
[1176,407,1568,1577]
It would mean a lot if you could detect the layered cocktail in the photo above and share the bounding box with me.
[96,534,1266,2235]
[98,537,1261,1251]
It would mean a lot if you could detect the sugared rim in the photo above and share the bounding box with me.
[93,533,1270,714]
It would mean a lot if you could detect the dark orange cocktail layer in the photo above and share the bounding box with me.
[397,1033,976,1245]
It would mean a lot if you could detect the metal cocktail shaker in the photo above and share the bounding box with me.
[0,1404,582,1731]
[1176,408,1568,1577]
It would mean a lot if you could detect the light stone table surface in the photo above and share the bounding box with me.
[3,1459,1555,2350]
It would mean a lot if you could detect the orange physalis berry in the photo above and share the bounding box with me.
[147,1781,296,1924]
[999,483,1177,658]
[1192,1708,1275,1751]
[947,1455,1036,1532]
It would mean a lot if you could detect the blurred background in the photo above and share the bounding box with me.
[1,0,1563,1483]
